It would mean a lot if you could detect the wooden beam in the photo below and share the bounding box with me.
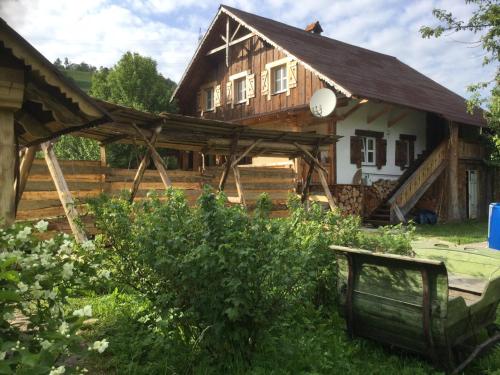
[301,145,320,203]
[293,142,328,175]
[225,16,230,67]
[100,134,127,145]
[15,112,52,137]
[206,33,255,56]
[447,122,461,221]
[130,123,172,188]
[338,99,368,121]
[388,109,410,127]
[15,146,36,212]
[0,110,16,226]
[230,23,241,41]
[231,139,262,168]
[25,82,85,124]
[23,116,109,148]
[367,105,391,124]
[317,167,336,211]
[232,166,246,206]
[219,136,239,191]
[129,132,158,202]
[41,142,87,243]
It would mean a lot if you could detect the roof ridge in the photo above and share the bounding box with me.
[220,4,399,60]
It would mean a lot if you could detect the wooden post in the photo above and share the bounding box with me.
[130,132,159,202]
[219,135,239,191]
[447,122,461,221]
[41,142,87,243]
[225,17,230,67]
[15,146,36,212]
[100,144,107,167]
[130,123,172,188]
[232,166,246,206]
[301,145,320,203]
[317,167,336,211]
[0,67,24,227]
[0,110,16,226]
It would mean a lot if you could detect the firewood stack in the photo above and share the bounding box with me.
[335,185,363,215]
[371,179,398,201]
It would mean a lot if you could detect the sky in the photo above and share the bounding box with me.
[0,0,494,98]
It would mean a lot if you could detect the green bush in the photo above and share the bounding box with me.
[0,222,108,374]
[88,187,414,370]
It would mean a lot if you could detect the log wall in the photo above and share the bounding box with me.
[17,160,296,235]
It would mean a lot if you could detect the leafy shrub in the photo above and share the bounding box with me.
[0,222,108,374]
[88,187,414,369]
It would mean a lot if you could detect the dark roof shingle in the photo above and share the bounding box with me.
[221,5,485,126]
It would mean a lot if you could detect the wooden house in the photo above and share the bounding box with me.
[172,5,495,223]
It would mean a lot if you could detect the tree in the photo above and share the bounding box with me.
[90,51,177,113]
[90,52,178,168]
[420,0,500,164]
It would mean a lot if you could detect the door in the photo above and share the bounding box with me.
[467,170,478,219]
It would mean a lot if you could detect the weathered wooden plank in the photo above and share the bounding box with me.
[40,142,87,243]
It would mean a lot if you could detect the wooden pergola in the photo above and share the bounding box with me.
[0,17,340,242]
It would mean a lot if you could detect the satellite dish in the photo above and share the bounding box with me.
[310,88,337,118]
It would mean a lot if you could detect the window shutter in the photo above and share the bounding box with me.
[376,138,387,170]
[214,84,221,108]
[196,90,202,113]
[261,70,269,97]
[395,140,407,170]
[409,141,415,164]
[350,136,363,168]
[226,81,233,105]
[287,60,297,90]
[246,73,255,103]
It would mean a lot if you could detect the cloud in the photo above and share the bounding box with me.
[0,0,493,98]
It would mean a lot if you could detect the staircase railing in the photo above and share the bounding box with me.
[387,139,449,222]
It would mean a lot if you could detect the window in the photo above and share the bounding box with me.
[235,77,246,103]
[204,87,214,111]
[272,64,287,94]
[361,137,376,165]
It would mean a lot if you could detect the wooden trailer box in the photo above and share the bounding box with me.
[331,245,500,373]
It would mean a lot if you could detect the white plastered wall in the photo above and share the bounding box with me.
[336,101,427,185]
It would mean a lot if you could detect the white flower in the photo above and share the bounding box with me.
[17,282,28,293]
[58,322,69,335]
[81,240,95,252]
[0,351,5,360]
[90,339,108,353]
[59,240,73,255]
[97,269,111,280]
[41,340,52,350]
[49,365,65,375]
[35,220,49,232]
[62,263,74,279]
[44,289,57,300]
[3,312,13,321]
[73,305,92,318]
[16,227,31,241]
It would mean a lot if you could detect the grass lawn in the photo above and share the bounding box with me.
[415,220,488,245]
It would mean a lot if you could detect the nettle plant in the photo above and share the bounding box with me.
[0,221,109,375]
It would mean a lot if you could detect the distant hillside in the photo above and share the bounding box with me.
[63,69,93,93]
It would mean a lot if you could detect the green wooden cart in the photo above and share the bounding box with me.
[331,244,500,373]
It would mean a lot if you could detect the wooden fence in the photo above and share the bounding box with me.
[17,160,297,235]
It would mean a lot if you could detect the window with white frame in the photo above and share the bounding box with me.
[272,64,287,94]
[235,77,246,103]
[204,87,214,111]
[361,137,376,165]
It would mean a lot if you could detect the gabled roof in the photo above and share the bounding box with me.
[174,5,486,127]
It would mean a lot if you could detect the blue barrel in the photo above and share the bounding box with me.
[489,203,500,250]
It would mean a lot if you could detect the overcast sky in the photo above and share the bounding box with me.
[0,0,494,98]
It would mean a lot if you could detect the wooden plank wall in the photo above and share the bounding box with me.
[17,160,297,234]
[189,36,326,120]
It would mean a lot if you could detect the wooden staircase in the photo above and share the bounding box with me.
[365,139,449,226]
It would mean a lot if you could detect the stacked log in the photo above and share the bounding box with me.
[371,179,398,201]
[335,185,363,216]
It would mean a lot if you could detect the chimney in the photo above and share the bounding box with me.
[305,21,323,35]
